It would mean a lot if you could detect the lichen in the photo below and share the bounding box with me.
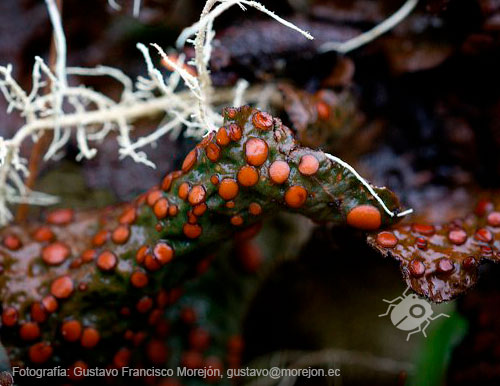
[0,106,403,367]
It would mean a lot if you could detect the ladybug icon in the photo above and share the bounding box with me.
[379,287,449,341]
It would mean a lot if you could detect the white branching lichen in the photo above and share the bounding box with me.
[320,0,420,54]
[0,0,311,224]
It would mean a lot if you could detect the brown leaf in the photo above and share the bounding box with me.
[280,84,365,151]
[368,196,500,302]
[381,36,454,74]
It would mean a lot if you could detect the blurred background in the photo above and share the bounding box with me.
[1,1,499,385]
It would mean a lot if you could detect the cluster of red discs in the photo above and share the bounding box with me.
[65,288,182,381]
[374,199,500,280]
[163,108,384,238]
[0,208,106,364]
[64,287,238,384]
[0,106,393,371]
[154,108,329,240]
[178,309,223,379]
[135,241,174,275]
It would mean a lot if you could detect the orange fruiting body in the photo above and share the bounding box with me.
[216,127,230,146]
[178,182,190,201]
[182,149,197,173]
[252,111,273,130]
[205,143,221,162]
[51,276,74,299]
[46,208,74,225]
[376,231,398,248]
[183,223,202,239]
[81,328,100,348]
[347,205,382,230]
[20,322,40,341]
[29,342,53,363]
[153,198,169,219]
[33,226,55,242]
[237,166,259,187]
[61,320,82,342]
[245,138,268,166]
[112,225,130,244]
[298,154,319,176]
[2,234,22,250]
[97,251,118,272]
[131,271,149,288]
[269,160,290,184]
[249,202,262,215]
[153,242,174,265]
[218,179,239,200]
[42,242,70,265]
[284,186,307,208]
[188,185,206,206]
[231,216,244,226]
